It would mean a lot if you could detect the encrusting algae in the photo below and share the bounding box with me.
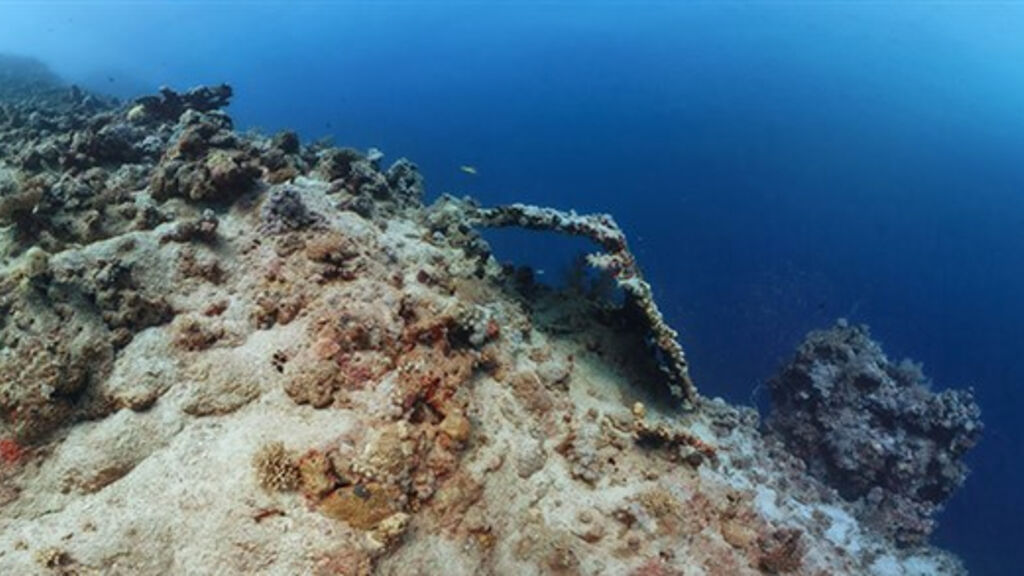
[0,59,980,575]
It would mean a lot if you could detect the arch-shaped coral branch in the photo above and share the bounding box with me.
[460,202,698,406]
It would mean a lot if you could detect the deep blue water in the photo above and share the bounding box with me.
[3,3,1023,573]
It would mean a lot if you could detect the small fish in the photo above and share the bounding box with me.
[459,165,478,176]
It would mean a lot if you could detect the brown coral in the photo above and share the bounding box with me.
[319,483,403,530]
[757,528,804,574]
[633,418,717,466]
[253,442,300,493]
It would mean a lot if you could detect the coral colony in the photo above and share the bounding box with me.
[0,56,980,574]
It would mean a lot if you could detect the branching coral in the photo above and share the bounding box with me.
[253,441,300,493]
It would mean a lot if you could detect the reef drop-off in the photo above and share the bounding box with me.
[0,58,980,575]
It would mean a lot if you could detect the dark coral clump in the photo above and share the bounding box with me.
[132,84,234,123]
[316,148,424,218]
[149,108,260,203]
[767,320,982,546]
[259,186,323,234]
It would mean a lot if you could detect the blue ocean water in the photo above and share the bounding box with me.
[2,2,1022,573]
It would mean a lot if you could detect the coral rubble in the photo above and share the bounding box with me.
[0,67,977,575]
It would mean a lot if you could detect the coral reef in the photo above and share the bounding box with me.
[0,74,977,575]
[767,320,983,546]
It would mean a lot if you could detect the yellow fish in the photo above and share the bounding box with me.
[459,165,478,176]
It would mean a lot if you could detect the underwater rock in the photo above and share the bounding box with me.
[767,320,983,546]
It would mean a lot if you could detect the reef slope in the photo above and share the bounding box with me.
[0,75,972,575]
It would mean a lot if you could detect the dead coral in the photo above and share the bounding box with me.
[290,372,474,532]
[542,533,582,575]
[320,483,404,530]
[283,290,408,407]
[0,332,111,442]
[176,246,224,284]
[171,314,223,351]
[555,426,605,486]
[33,546,77,572]
[298,449,341,499]
[2,155,151,255]
[260,186,324,234]
[393,345,476,419]
[636,488,687,536]
[353,422,417,485]
[296,444,410,535]
[151,148,259,203]
[305,230,361,280]
[757,528,804,574]
[64,117,149,168]
[325,289,404,351]
[150,109,260,203]
[253,288,306,329]
[181,370,259,417]
[315,147,423,218]
[160,209,219,243]
[288,352,392,407]
[372,512,411,550]
[437,409,471,448]
[431,197,698,405]
[0,186,42,241]
[132,84,233,123]
[82,259,174,337]
[0,243,167,445]
[385,159,425,207]
[315,147,362,182]
[285,361,344,409]
[508,370,558,417]
[515,438,548,479]
[633,417,717,467]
